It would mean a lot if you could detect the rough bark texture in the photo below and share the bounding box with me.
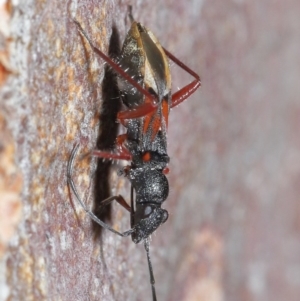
[0,0,300,301]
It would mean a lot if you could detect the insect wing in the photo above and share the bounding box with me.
[139,24,171,102]
[118,21,171,147]
[117,22,146,108]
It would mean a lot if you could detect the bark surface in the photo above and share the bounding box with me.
[1,0,300,301]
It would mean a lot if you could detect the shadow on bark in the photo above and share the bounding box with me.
[92,25,121,236]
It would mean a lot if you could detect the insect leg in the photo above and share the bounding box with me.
[67,144,134,237]
[92,150,131,161]
[74,20,160,121]
[117,101,157,121]
[115,134,131,157]
[92,134,133,160]
[100,195,131,213]
[73,20,157,107]
[163,48,201,108]
[144,238,157,301]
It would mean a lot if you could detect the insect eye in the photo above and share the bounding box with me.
[162,210,168,223]
[144,206,153,216]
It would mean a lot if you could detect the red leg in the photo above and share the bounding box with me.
[163,48,201,108]
[92,134,132,161]
[74,20,200,117]
[118,48,201,115]
[92,150,131,161]
[74,20,157,104]
[117,47,202,119]
[171,79,201,108]
[117,101,157,121]
[115,134,131,156]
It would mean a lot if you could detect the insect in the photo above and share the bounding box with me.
[68,8,200,301]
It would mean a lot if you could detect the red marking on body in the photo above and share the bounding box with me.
[150,113,161,141]
[142,152,151,161]
[143,98,169,141]
[162,98,169,129]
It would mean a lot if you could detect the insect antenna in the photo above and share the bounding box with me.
[67,143,133,237]
[144,238,157,301]
[128,5,134,23]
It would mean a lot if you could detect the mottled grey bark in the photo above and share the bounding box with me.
[1,0,300,301]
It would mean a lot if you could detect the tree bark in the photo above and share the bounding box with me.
[1,0,300,301]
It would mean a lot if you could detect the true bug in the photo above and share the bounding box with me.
[68,8,200,301]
